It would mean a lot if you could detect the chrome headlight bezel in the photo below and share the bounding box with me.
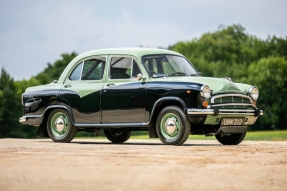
[249,86,259,101]
[200,85,211,99]
[21,93,24,106]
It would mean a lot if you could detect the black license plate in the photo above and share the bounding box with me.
[221,118,245,126]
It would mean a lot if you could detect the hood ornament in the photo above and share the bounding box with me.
[222,77,233,84]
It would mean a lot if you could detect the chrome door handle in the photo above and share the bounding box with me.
[64,84,72,88]
[107,83,115,87]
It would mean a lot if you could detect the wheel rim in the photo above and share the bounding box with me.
[108,129,123,137]
[50,112,69,138]
[160,113,181,140]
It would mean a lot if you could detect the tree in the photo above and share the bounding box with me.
[35,52,78,84]
[0,68,28,137]
[241,57,287,130]
[169,24,287,130]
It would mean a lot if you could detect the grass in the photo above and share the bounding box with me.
[130,130,287,141]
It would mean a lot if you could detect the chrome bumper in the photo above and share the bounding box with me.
[187,108,263,116]
[19,116,27,123]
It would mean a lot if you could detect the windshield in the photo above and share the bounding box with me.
[141,54,198,78]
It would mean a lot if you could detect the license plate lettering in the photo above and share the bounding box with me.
[221,118,244,126]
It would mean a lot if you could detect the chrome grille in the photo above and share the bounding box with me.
[211,94,254,109]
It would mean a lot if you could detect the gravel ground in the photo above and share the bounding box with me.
[0,138,286,191]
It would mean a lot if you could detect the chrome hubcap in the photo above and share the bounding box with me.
[55,117,65,133]
[165,120,176,134]
[160,113,181,140]
[50,112,69,137]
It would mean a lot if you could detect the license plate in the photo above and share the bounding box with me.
[221,118,245,126]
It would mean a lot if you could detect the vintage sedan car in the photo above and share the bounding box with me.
[19,48,263,145]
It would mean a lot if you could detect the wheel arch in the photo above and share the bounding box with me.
[149,97,187,127]
[37,105,75,137]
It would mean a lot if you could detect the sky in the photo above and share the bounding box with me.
[0,0,286,80]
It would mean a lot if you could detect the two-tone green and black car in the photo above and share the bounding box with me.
[19,48,263,145]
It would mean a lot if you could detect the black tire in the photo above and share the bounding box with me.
[104,129,132,143]
[47,109,77,143]
[156,106,191,145]
[215,130,246,145]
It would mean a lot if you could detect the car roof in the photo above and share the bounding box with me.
[58,47,183,83]
[77,47,182,58]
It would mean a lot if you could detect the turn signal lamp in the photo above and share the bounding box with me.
[202,101,209,108]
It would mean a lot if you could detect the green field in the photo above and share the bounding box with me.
[130,130,287,141]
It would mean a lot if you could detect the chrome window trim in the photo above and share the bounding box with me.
[108,56,142,80]
[67,56,107,82]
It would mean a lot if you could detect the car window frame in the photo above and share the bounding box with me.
[65,56,107,83]
[108,56,142,81]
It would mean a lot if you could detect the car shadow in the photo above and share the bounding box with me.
[37,139,244,147]
[68,140,223,147]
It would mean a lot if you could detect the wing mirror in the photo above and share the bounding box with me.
[137,73,144,81]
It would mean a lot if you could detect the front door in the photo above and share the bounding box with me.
[101,56,146,123]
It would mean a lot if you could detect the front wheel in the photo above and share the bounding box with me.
[47,109,77,143]
[215,130,246,145]
[104,129,132,143]
[156,106,190,145]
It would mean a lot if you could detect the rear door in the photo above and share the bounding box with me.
[59,57,106,124]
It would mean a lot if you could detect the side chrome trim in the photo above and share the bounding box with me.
[210,94,253,104]
[75,122,148,128]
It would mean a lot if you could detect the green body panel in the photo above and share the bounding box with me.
[25,83,63,93]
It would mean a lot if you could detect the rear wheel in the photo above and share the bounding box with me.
[47,109,77,143]
[215,130,246,145]
[104,129,132,143]
[156,106,190,145]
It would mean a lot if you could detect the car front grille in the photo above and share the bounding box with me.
[210,94,254,109]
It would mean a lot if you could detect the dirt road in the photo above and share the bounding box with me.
[0,138,286,191]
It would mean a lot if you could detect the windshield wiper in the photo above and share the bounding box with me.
[167,72,187,77]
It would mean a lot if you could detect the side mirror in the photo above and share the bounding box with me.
[198,72,202,77]
[137,73,143,81]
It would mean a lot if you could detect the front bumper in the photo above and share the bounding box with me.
[187,108,263,117]
[19,116,27,123]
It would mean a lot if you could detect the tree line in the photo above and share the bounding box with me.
[0,24,286,138]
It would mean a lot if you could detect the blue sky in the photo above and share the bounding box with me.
[0,0,286,80]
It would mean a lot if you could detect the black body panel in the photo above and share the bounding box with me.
[145,81,202,121]
[101,82,146,123]
[23,89,60,116]
[58,89,101,124]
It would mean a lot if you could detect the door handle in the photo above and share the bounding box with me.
[64,84,72,88]
[107,83,115,87]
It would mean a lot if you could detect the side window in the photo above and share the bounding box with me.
[110,57,132,79]
[131,59,141,78]
[81,57,106,80]
[69,62,83,81]
[69,57,106,81]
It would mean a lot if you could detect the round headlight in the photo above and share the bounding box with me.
[249,86,259,100]
[201,85,211,99]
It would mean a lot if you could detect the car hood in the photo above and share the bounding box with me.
[173,76,249,95]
